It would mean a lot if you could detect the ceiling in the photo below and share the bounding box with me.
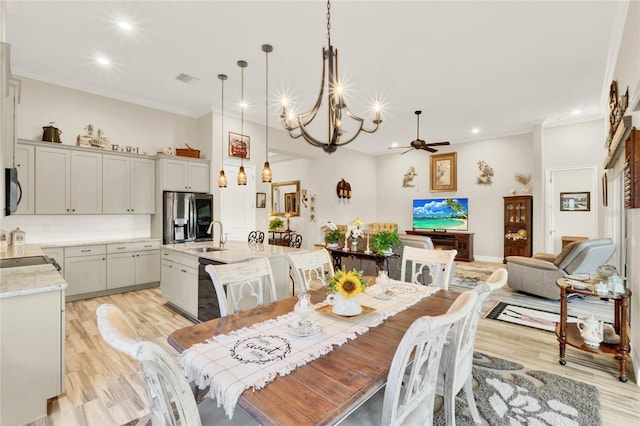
[4,1,627,155]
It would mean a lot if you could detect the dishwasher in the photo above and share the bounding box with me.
[197,257,225,322]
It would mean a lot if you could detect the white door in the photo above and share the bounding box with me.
[546,166,598,253]
[220,163,256,242]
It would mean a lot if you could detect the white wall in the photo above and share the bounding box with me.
[16,78,200,156]
[376,133,533,262]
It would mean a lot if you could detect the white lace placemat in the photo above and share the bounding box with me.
[178,281,439,418]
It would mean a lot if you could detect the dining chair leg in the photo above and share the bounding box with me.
[463,376,482,424]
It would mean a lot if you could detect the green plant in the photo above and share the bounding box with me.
[269,217,284,231]
[325,228,343,244]
[370,229,402,254]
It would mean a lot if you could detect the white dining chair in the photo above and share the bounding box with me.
[338,290,478,426]
[205,257,277,317]
[96,304,257,426]
[400,246,457,289]
[286,249,335,294]
[437,268,508,425]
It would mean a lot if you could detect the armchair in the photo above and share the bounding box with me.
[506,238,615,300]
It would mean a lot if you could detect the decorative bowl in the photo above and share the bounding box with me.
[596,264,617,280]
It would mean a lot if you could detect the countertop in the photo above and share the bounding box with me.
[161,240,307,264]
[0,245,67,298]
[40,237,161,248]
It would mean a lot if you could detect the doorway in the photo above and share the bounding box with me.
[545,166,598,253]
[219,163,256,241]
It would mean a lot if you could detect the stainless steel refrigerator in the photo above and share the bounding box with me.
[163,191,213,244]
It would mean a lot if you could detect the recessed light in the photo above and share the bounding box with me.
[240,101,248,109]
[571,109,581,115]
[97,57,110,66]
[118,21,133,31]
[471,127,480,134]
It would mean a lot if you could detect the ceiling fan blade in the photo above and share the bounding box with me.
[425,141,450,146]
[388,145,411,150]
[423,146,438,153]
[400,148,414,155]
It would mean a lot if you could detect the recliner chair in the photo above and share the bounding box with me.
[506,238,615,300]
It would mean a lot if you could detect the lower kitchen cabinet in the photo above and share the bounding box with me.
[106,242,160,289]
[160,249,199,318]
[64,245,107,296]
[1,288,65,425]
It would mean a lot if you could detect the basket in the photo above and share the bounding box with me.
[176,148,200,158]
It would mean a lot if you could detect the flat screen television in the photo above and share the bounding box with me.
[412,198,468,231]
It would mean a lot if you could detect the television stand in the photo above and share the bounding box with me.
[405,230,474,262]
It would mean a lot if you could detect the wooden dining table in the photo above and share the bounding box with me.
[168,286,460,425]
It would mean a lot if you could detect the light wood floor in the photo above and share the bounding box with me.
[29,281,639,425]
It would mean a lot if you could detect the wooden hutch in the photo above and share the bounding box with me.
[503,195,533,263]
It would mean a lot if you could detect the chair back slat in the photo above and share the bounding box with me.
[400,246,457,289]
[205,258,277,317]
[286,249,335,293]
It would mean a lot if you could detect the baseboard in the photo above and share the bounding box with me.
[473,255,504,264]
[631,340,640,386]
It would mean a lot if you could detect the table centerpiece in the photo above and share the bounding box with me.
[325,267,368,316]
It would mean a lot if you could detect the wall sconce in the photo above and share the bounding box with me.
[301,189,308,208]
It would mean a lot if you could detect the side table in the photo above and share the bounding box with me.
[556,277,631,382]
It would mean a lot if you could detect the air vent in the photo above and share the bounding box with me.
[175,73,200,84]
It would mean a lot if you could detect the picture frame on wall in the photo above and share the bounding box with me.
[256,192,266,208]
[430,152,457,192]
[560,192,591,211]
[229,132,250,159]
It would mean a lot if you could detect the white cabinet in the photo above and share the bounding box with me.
[64,245,107,296]
[103,155,155,214]
[14,143,34,214]
[42,246,65,277]
[159,156,210,193]
[106,241,160,289]
[1,289,65,425]
[160,249,199,317]
[35,147,102,214]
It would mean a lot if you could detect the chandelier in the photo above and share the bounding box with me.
[279,0,382,154]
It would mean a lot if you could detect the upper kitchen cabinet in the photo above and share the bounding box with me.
[14,143,34,214]
[158,155,210,193]
[103,154,155,214]
[35,146,102,214]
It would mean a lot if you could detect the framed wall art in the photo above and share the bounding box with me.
[229,132,250,159]
[256,192,266,208]
[430,152,457,192]
[560,192,590,212]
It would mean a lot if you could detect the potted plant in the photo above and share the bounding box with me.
[269,217,284,231]
[370,229,402,255]
[322,221,343,248]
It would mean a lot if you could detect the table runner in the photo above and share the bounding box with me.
[178,281,438,418]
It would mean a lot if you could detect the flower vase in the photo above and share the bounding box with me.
[327,293,362,316]
[351,240,359,252]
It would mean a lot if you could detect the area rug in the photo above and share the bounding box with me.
[433,352,601,426]
[485,301,578,332]
[451,263,500,288]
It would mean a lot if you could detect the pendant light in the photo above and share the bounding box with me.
[217,74,228,188]
[237,60,248,186]
[261,44,273,183]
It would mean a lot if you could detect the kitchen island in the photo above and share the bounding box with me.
[160,240,307,322]
[0,245,67,425]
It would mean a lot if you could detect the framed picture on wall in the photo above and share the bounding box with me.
[430,152,457,192]
[560,192,591,211]
[256,192,266,208]
[229,132,250,159]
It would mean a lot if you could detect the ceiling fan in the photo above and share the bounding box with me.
[389,110,450,155]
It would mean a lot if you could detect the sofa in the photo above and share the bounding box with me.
[506,238,616,300]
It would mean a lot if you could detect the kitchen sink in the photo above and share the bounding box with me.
[189,247,225,253]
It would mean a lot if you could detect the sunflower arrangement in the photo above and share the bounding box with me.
[326,267,368,299]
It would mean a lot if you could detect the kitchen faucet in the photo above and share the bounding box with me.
[207,221,225,247]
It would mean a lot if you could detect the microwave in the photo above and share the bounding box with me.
[4,168,21,215]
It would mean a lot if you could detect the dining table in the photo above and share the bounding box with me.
[168,283,461,425]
